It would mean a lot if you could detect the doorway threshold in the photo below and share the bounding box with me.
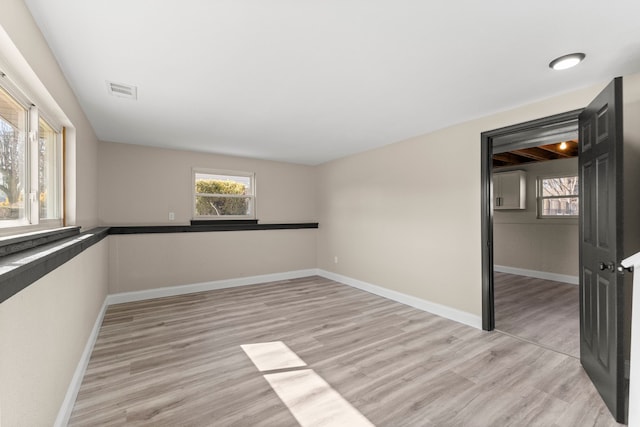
[494,329,579,359]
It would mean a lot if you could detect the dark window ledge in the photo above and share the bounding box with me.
[0,226,81,257]
[0,222,318,304]
[110,222,319,234]
[190,219,259,226]
[0,227,109,304]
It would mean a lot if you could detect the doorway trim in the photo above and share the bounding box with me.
[481,109,583,331]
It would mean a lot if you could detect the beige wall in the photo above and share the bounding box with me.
[0,0,100,229]
[493,158,579,277]
[316,83,607,316]
[98,141,317,225]
[100,141,319,293]
[109,230,316,293]
[0,240,108,427]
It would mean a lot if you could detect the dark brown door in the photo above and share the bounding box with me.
[579,77,627,423]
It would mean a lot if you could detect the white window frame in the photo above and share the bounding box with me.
[192,168,256,220]
[537,173,579,219]
[0,73,63,236]
[36,113,63,227]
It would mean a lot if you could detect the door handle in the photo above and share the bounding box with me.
[618,264,634,274]
[599,261,616,272]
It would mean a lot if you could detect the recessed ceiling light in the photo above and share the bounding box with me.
[559,141,568,150]
[549,53,586,70]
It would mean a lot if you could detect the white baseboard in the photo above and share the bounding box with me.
[317,270,482,329]
[494,265,578,285]
[107,268,482,329]
[54,299,109,427]
[106,269,320,305]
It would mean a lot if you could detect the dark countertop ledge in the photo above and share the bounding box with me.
[0,222,318,304]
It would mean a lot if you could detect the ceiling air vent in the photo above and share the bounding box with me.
[106,81,137,100]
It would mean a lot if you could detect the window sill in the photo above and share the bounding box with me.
[0,226,80,257]
[190,219,258,226]
[0,227,109,304]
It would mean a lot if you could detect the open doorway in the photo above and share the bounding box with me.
[480,109,582,333]
[491,139,579,357]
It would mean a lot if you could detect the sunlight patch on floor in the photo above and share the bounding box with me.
[240,341,307,372]
[264,369,374,427]
[241,341,374,427]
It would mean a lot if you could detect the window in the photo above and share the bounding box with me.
[0,77,62,232]
[537,175,579,218]
[39,118,61,220]
[0,85,26,225]
[193,168,255,219]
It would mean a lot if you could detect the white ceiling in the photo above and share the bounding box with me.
[24,0,640,165]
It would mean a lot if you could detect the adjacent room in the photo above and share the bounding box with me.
[1,1,640,426]
[492,141,580,357]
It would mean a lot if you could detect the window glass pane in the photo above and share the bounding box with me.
[542,176,579,197]
[195,196,252,216]
[193,170,255,219]
[38,118,58,219]
[541,197,579,216]
[0,86,26,224]
[195,172,252,195]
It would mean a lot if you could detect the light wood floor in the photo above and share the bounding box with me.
[494,272,579,358]
[69,276,620,426]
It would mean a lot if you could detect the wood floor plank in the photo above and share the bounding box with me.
[494,272,580,358]
[69,276,620,426]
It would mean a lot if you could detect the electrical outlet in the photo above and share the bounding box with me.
[168,212,175,221]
